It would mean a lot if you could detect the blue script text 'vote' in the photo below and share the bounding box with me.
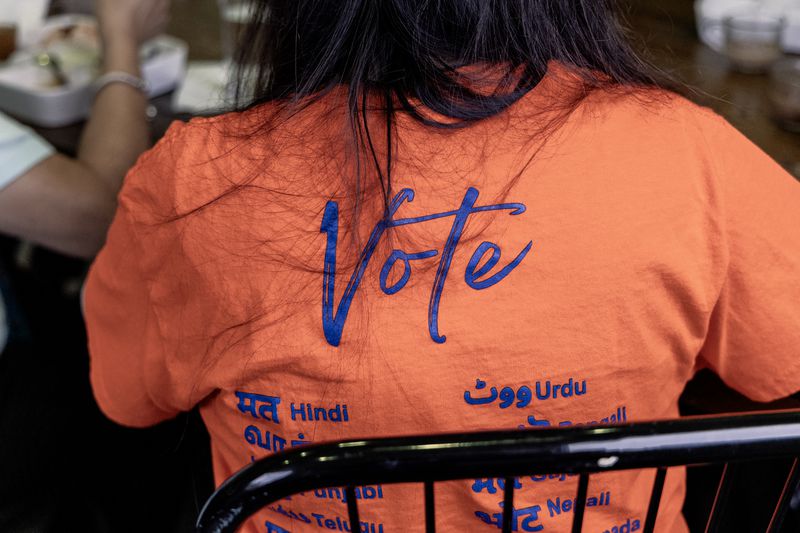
[320,187,533,346]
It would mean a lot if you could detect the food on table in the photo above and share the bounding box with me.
[36,18,101,86]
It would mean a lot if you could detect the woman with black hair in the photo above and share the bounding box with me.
[84,1,800,531]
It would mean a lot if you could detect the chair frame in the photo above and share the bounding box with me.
[196,410,800,533]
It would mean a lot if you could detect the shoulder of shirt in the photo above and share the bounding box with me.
[621,87,740,143]
[118,104,279,213]
[543,84,746,167]
[153,105,273,157]
[577,85,727,131]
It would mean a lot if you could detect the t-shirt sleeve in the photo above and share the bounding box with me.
[84,120,204,428]
[83,200,179,427]
[697,113,800,402]
[0,112,54,192]
[85,114,264,428]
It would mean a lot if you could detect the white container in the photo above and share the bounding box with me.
[0,35,188,128]
[695,0,800,53]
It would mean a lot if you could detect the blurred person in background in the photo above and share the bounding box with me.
[0,0,169,333]
[84,0,800,532]
[0,0,167,372]
[0,1,199,532]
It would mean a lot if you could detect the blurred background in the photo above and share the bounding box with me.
[0,0,789,177]
[2,0,796,166]
[0,0,798,532]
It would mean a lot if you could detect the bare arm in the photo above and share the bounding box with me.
[79,0,171,186]
[77,33,151,198]
[0,0,170,258]
[0,154,117,258]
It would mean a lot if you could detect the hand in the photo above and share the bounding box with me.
[95,0,171,48]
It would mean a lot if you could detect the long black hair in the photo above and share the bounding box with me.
[229,0,668,211]
[184,1,672,381]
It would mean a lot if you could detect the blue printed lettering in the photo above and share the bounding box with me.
[320,188,531,346]
[268,504,312,524]
[475,501,543,532]
[547,491,612,518]
[465,379,585,408]
[235,391,281,423]
[291,403,307,421]
[291,433,312,447]
[471,477,522,494]
[309,512,384,533]
[465,241,532,290]
[265,521,290,533]
[312,485,384,503]
[464,379,498,405]
[529,473,576,483]
[380,250,438,295]
[290,402,350,423]
[244,425,288,452]
[551,406,627,428]
[603,518,641,533]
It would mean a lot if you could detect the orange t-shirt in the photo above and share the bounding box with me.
[84,67,800,533]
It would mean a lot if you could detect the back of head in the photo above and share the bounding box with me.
[236,0,665,115]
[225,1,671,219]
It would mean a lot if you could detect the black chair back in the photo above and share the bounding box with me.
[196,410,800,533]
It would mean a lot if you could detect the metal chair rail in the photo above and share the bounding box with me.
[197,410,800,533]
